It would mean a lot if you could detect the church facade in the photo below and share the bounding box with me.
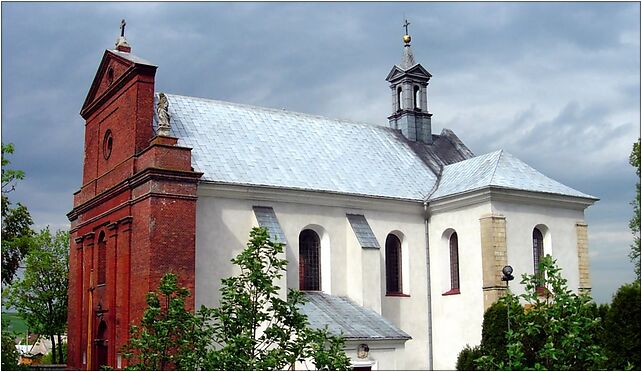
[67,26,596,370]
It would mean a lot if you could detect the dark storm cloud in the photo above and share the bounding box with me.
[1,2,639,303]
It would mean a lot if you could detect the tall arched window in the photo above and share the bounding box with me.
[97,231,106,285]
[449,232,460,291]
[414,85,421,109]
[532,228,544,276]
[397,86,403,111]
[385,234,402,294]
[299,229,321,291]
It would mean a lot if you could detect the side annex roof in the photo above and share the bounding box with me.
[429,150,598,201]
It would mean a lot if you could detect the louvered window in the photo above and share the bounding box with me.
[385,234,402,294]
[299,229,320,291]
[449,232,460,290]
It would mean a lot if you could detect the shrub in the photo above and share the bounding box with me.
[603,282,640,370]
[456,344,481,371]
[480,300,508,362]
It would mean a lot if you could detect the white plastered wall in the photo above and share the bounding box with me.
[195,186,429,369]
[491,199,585,295]
[429,201,491,370]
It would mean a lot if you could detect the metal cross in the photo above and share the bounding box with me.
[120,19,126,37]
[403,19,410,35]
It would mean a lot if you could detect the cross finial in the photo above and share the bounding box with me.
[403,19,410,35]
[120,19,126,37]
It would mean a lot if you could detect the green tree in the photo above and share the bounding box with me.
[1,143,34,286]
[601,282,640,370]
[206,227,349,370]
[476,256,607,370]
[629,138,640,281]
[122,273,214,370]
[123,227,350,370]
[6,228,69,364]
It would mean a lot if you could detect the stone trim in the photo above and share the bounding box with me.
[480,214,508,310]
[576,221,591,294]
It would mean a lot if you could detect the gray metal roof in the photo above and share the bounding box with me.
[253,206,287,245]
[346,214,380,249]
[298,292,411,341]
[159,93,471,201]
[429,150,598,200]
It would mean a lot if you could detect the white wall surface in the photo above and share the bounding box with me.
[195,185,429,369]
[429,201,491,370]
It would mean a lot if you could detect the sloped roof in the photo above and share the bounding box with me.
[109,49,157,67]
[346,214,380,249]
[298,292,411,341]
[160,93,471,201]
[429,150,598,200]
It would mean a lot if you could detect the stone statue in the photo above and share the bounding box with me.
[157,93,171,136]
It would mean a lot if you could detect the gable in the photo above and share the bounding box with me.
[385,63,432,83]
[80,50,157,119]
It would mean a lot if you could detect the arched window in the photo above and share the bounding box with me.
[385,234,402,294]
[299,229,321,291]
[449,232,460,291]
[414,85,421,109]
[532,228,544,276]
[397,86,403,111]
[97,232,106,285]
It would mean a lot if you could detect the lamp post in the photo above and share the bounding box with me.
[501,265,514,333]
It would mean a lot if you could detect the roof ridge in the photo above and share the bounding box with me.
[161,92,389,131]
[488,149,504,185]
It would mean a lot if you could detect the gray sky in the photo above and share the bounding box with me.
[1,2,639,303]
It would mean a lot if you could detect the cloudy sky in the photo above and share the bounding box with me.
[1,2,639,303]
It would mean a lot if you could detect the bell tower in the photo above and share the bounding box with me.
[385,20,433,144]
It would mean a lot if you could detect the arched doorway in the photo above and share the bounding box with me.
[95,320,108,369]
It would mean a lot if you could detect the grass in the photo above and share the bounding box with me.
[1,312,28,335]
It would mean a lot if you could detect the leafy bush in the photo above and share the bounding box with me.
[602,282,640,370]
[456,344,481,371]
[480,300,508,362]
[1,318,24,370]
[476,256,607,370]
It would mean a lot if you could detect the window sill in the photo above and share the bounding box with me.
[442,288,460,296]
[386,292,410,298]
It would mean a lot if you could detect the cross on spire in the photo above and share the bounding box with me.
[403,19,410,35]
[120,19,126,37]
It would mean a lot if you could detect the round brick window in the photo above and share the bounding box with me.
[103,130,113,160]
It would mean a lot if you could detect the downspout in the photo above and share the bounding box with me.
[424,201,434,370]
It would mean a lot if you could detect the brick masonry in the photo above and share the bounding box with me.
[576,222,592,294]
[479,214,508,310]
[67,48,202,370]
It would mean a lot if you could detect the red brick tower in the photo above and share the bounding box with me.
[67,26,202,370]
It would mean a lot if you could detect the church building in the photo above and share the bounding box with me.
[67,23,597,370]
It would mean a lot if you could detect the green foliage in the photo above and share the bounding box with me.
[476,256,607,370]
[480,300,508,363]
[122,273,214,370]
[1,312,28,334]
[1,317,25,370]
[456,345,481,371]
[5,228,69,364]
[629,138,641,281]
[601,282,640,370]
[41,342,68,364]
[124,227,350,371]
[1,143,34,286]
